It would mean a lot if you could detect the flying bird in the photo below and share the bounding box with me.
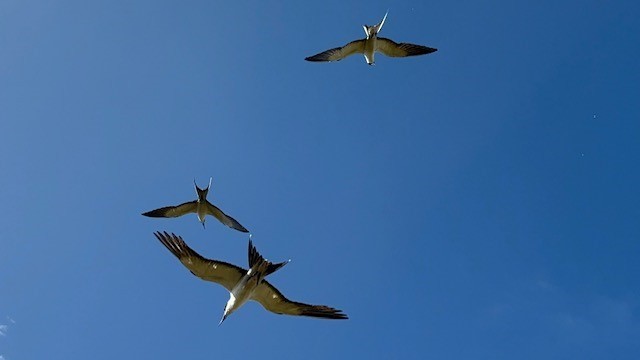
[154,231,348,324]
[305,11,437,65]
[142,178,249,232]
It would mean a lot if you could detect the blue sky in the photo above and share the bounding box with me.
[1,0,639,358]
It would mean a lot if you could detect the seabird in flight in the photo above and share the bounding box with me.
[305,11,437,65]
[154,231,348,324]
[142,178,249,232]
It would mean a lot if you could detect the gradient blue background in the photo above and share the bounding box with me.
[1,1,639,359]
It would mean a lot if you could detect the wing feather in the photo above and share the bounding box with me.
[205,201,249,233]
[142,201,197,218]
[377,37,437,58]
[154,231,245,291]
[251,281,348,319]
[305,39,365,62]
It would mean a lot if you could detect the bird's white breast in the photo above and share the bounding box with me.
[229,274,259,312]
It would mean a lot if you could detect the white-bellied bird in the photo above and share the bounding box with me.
[305,11,437,65]
[142,178,249,232]
[154,232,348,324]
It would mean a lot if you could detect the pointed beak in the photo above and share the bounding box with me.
[202,221,206,229]
[218,314,227,326]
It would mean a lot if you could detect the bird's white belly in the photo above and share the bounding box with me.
[229,274,259,312]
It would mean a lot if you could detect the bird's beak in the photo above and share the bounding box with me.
[218,314,227,326]
[202,221,206,229]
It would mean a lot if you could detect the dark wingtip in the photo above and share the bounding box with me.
[154,231,190,261]
[142,209,161,217]
[397,43,438,57]
[153,230,175,243]
[305,55,329,62]
[417,46,437,55]
[413,46,437,56]
[226,215,249,233]
[301,306,349,320]
[331,313,349,320]
[154,231,171,251]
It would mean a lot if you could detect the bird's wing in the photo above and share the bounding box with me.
[204,201,249,233]
[376,37,437,58]
[142,201,197,218]
[251,281,348,319]
[305,39,365,62]
[154,231,245,291]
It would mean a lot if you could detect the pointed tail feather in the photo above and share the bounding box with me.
[266,259,290,277]
[248,239,288,276]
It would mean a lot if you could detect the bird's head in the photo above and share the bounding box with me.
[218,311,228,326]
[219,296,236,326]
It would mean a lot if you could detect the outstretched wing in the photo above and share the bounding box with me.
[377,37,437,58]
[305,39,365,62]
[142,201,197,218]
[154,231,245,291]
[204,201,249,233]
[251,281,348,319]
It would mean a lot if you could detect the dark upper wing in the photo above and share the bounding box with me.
[204,201,249,233]
[377,37,437,58]
[251,281,348,319]
[305,39,365,62]
[154,231,245,291]
[142,201,197,218]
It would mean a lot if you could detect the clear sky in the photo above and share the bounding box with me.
[1,0,639,359]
